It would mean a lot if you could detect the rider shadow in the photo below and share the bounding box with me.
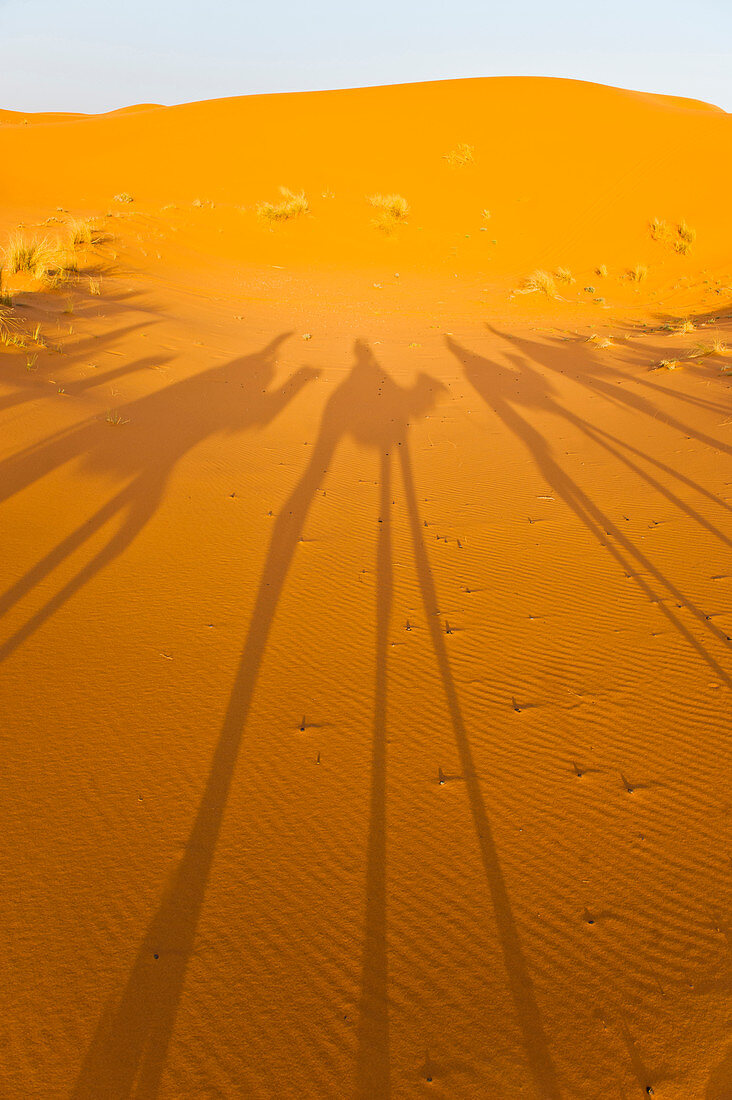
[485,323,732,470]
[72,340,560,1099]
[0,332,317,664]
[486,326,732,534]
[446,335,732,691]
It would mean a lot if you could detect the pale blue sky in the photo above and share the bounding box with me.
[1,0,730,113]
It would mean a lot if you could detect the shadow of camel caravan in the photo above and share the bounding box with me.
[72,340,560,1100]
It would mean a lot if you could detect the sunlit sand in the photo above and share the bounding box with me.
[1,76,730,1098]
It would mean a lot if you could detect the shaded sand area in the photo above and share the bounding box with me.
[0,78,731,1098]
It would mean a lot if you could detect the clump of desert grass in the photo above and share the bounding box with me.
[2,215,109,292]
[690,338,728,359]
[554,267,574,285]
[368,193,410,232]
[649,217,669,241]
[648,217,696,254]
[3,233,79,286]
[677,319,695,334]
[443,143,474,168]
[0,266,12,306]
[256,188,309,223]
[113,192,134,204]
[588,333,614,349]
[4,234,51,277]
[89,276,102,296]
[105,409,130,426]
[650,358,682,371]
[595,264,608,278]
[0,304,19,345]
[518,269,557,297]
[674,220,696,254]
[626,263,648,283]
[67,216,105,246]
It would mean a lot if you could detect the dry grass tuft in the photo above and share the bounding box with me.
[554,267,574,285]
[691,339,728,359]
[256,188,309,223]
[649,216,696,254]
[89,276,102,296]
[368,193,410,232]
[678,319,695,334]
[0,304,19,344]
[626,263,648,283]
[649,217,669,241]
[4,234,51,276]
[595,264,608,278]
[105,409,130,426]
[3,233,78,285]
[673,221,696,255]
[519,269,557,296]
[588,334,614,349]
[113,192,134,204]
[443,143,474,168]
[68,217,105,247]
[0,265,11,306]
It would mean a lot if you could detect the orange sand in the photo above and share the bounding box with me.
[0,77,730,1099]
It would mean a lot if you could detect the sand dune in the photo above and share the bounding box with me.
[0,77,730,1098]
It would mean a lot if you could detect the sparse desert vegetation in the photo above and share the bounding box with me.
[626,263,648,282]
[3,232,78,285]
[588,333,614,348]
[68,217,104,246]
[0,266,12,306]
[256,188,309,222]
[0,304,18,344]
[1,214,109,295]
[4,234,52,277]
[651,357,681,371]
[674,220,696,254]
[113,192,134,204]
[368,193,410,231]
[443,143,474,168]
[519,269,557,296]
[690,338,728,359]
[648,216,696,254]
[554,267,574,284]
[649,217,668,241]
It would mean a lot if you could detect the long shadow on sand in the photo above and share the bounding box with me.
[446,333,732,690]
[72,340,560,1099]
[0,333,317,664]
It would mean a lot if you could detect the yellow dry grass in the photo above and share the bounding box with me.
[519,269,557,296]
[256,188,309,223]
[443,143,474,168]
[367,193,410,232]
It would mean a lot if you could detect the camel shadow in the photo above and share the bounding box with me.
[446,335,732,690]
[0,332,318,664]
[72,340,560,1099]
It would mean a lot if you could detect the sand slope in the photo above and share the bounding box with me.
[0,77,730,1099]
